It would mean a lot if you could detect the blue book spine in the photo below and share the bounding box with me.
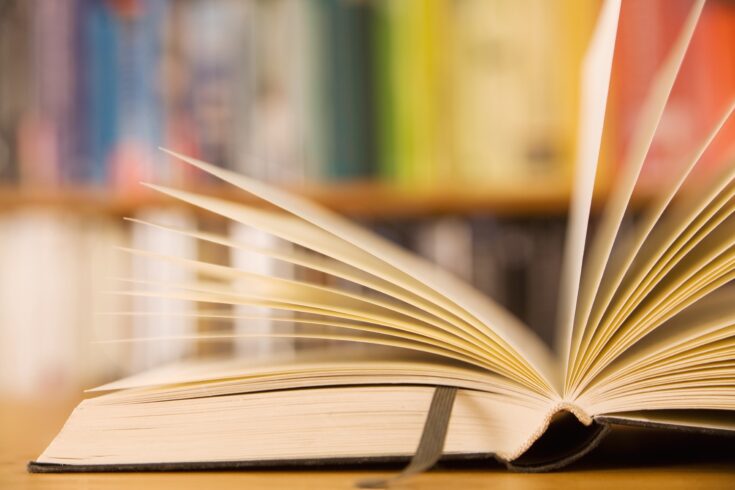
[84,0,119,184]
[112,0,167,185]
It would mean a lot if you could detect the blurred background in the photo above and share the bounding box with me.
[0,0,733,399]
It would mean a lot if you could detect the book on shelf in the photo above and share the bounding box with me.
[0,210,129,395]
[448,0,590,189]
[128,209,198,371]
[612,0,735,191]
[4,0,732,195]
[30,0,735,482]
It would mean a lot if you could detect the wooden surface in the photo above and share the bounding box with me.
[0,181,584,218]
[2,398,734,490]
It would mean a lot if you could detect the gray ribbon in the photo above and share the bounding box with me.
[357,386,458,488]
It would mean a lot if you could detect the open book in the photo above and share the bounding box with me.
[31,0,735,479]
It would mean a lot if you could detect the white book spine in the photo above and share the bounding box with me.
[129,209,196,372]
[229,223,294,359]
[0,211,81,396]
[415,217,474,283]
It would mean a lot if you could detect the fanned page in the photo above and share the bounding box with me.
[566,0,706,394]
[87,349,550,408]
[556,0,620,372]
[109,149,561,400]
[578,289,735,413]
[557,0,735,428]
[154,150,559,392]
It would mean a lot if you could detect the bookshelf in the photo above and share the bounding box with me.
[0,181,582,218]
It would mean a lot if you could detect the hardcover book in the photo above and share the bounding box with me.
[30,0,735,482]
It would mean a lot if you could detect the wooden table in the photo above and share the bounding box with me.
[2,397,734,489]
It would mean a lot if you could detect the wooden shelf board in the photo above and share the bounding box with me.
[0,181,580,218]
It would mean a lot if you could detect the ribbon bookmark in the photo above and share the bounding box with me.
[356,386,458,489]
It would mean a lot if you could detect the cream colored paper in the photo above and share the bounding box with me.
[557,0,620,373]
[567,1,705,393]
[156,149,559,392]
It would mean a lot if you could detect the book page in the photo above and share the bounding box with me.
[588,214,735,368]
[110,267,549,392]
[557,0,620,375]
[598,409,735,433]
[122,218,547,384]
[37,386,554,466]
[567,0,705,394]
[572,167,735,395]
[581,289,735,394]
[574,284,735,415]
[154,150,560,394]
[586,384,735,414]
[127,187,548,390]
[575,101,734,376]
[88,349,550,407]
[125,217,513,355]
[118,248,492,354]
[114,270,502,367]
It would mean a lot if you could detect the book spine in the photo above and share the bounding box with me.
[694,0,735,177]
[176,0,252,173]
[0,211,83,395]
[554,0,600,188]
[320,0,375,181]
[83,0,119,185]
[377,0,448,188]
[293,0,330,182]
[129,209,197,372]
[229,223,295,359]
[18,0,77,187]
[610,0,729,190]
[0,0,29,184]
[372,0,397,183]
[449,0,576,190]
[414,217,474,283]
[470,217,565,344]
[247,0,308,183]
[80,217,131,384]
[109,0,167,189]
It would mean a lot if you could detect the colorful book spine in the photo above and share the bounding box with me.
[373,0,448,188]
[290,0,329,182]
[320,0,375,181]
[83,0,119,184]
[448,0,582,190]
[692,0,735,177]
[247,0,307,183]
[18,0,79,187]
[612,0,735,190]
[177,0,253,173]
[1,0,731,192]
[0,0,29,184]
[109,0,167,189]
[372,0,398,183]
